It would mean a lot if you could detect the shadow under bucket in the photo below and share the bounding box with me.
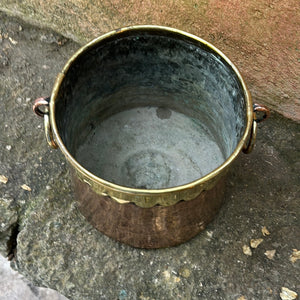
[33,26,269,248]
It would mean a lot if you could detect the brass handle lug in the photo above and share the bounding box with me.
[33,97,58,149]
[253,103,270,123]
[243,103,270,154]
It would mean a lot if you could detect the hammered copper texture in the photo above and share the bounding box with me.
[74,176,225,248]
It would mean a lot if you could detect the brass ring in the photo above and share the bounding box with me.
[243,119,257,154]
[253,103,270,123]
[44,114,58,149]
[33,97,50,117]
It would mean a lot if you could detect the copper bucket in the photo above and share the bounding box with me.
[33,26,269,248]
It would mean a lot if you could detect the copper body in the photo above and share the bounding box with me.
[74,175,225,248]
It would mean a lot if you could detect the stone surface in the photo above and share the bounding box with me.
[1,0,299,121]
[0,255,67,299]
[0,11,299,300]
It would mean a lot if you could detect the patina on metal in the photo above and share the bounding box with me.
[33,25,269,248]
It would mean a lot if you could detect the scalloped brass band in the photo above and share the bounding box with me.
[75,168,227,208]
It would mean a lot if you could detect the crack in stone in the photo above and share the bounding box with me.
[7,223,19,261]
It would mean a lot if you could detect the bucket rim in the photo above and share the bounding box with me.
[49,25,253,208]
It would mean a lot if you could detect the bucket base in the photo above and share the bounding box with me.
[75,106,226,190]
[73,175,225,249]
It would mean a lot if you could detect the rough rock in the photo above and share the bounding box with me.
[0,12,299,300]
[0,255,67,300]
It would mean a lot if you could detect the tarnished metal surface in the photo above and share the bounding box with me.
[45,26,254,207]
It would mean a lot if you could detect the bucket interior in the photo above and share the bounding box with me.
[55,29,247,189]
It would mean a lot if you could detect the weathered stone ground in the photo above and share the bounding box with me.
[0,12,299,300]
[0,255,67,299]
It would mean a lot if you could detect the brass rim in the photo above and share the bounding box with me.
[49,25,253,207]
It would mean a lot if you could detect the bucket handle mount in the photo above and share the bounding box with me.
[243,103,270,154]
[33,97,58,149]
